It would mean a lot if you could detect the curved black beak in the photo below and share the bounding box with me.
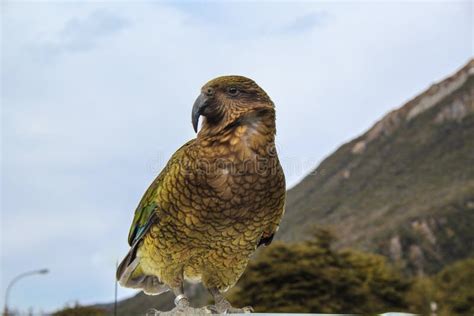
[192,93,208,133]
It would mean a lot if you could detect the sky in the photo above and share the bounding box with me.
[1,0,472,313]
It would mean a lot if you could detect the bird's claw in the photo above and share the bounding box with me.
[204,304,253,314]
[147,306,213,316]
[203,305,219,314]
[227,306,253,314]
[146,308,160,316]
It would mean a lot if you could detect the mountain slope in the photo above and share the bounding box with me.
[278,59,474,275]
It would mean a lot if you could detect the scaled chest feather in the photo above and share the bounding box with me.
[191,125,280,216]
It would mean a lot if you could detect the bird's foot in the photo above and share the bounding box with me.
[147,294,212,315]
[145,308,162,316]
[227,306,253,314]
[147,306,212,316]
[204,303,253,314]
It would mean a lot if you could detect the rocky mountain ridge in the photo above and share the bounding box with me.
[352,59,473,156]
[278,59,474,275]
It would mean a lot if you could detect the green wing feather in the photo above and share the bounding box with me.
[127,202,158,246]
[127,140,195,246]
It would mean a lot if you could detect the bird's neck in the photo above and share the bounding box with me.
[197,108,276,155]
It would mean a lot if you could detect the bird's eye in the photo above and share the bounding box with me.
[228,87,239,96]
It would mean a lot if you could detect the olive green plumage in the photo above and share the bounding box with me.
[117,76,286,311]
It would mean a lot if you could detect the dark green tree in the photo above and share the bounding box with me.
[228,229,410,313]
[435,257,474,315]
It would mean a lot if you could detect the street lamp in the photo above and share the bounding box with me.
[3,268,49,316]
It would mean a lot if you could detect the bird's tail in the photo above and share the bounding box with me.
[116,244,169,296]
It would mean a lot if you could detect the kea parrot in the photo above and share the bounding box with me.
[117,76,286,314]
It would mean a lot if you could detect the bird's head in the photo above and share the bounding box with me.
[192,76,274,134]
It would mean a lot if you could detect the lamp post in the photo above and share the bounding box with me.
[3,269,49,316]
